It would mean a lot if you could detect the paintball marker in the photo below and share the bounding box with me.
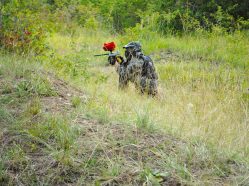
[94,42,123,65]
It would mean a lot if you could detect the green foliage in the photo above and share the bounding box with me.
[140,168,169,185]
[1,0,249,41]
[108,0,147,32]
[0,0,53,53]
[82,0,249,33]
[74,5,100,29]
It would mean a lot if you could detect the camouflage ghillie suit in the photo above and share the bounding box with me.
[118,42,158,96]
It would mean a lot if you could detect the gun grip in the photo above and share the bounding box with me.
[116,56,122,64]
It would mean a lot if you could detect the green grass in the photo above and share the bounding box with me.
[0,28,249,185]
[43,28,248,158]
[118,27,249,68]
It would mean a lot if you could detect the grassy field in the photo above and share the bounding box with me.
[45,29,249,156]
[0,28,249,185]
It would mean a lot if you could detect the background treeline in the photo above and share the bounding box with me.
[1,0,249,51]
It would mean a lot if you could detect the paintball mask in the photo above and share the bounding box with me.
[123,41,142,60]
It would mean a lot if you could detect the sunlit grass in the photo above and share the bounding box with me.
[79,61,248,157]
[160,31,249,68]
[1,29,249,184]
[46,29,249,159]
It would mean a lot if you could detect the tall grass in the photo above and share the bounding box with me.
[1,30,249,184]
[44,28,249,159]
[161,31,249,68]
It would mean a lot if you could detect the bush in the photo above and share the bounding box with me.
[0,0,53,53]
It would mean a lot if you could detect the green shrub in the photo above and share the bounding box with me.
[0,0,53,53]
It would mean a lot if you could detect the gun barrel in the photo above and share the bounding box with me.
[109,52,120,56]
[94,53,109,57]
[94,51,120,57]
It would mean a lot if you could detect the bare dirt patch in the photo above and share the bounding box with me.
[40,71,87,114]
[73,116,183,185]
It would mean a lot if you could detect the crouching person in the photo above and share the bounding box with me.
[118,41,158,96]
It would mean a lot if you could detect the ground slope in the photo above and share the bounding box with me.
[0,54,249,185]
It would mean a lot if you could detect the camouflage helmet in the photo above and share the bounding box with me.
[123,41,142,52]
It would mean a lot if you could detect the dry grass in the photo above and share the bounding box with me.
[45,30,249,158]
[1,29,249,185]
[1,59,248,184]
